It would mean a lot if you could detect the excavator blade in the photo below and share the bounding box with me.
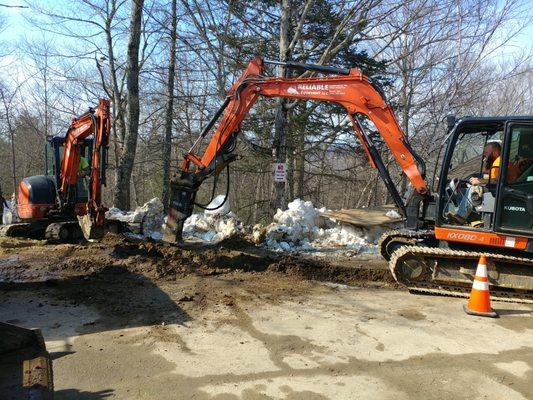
[0,322,54,399]
[78,214,105,240]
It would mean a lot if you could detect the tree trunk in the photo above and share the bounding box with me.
[0,184,4,220]
[296,131,305,198]
[113,0,144,210]
[0,88,17,200]
[105,1,127,165]
[162,0,177,212]
[270,0,291,214]
[399,40,410,196]
[286,121,295,202]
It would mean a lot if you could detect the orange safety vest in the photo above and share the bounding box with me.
[489,156,500,181]
[487,156,520,183]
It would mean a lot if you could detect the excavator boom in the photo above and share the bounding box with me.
[165,57,429,241]
[60,99,111,239]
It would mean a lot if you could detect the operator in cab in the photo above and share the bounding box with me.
[77,156,90,179]
[447,141,518,224]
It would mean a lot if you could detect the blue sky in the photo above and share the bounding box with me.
[1,1,68,42]
[1,1,532,61]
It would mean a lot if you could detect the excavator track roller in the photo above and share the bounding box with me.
[389,245,533,303]
[45,221,83,243]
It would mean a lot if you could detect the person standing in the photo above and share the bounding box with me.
[0,185,7,224]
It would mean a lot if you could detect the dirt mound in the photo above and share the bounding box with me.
[108,236,276,280]
[104,236,394,288]
[268,255,396,287]
[0,234,396,289]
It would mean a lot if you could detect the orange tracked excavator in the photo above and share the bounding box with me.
[164,57,533,303]
[0,99,111,398]
[0,98,111,241]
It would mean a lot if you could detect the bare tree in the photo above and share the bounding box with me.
[113,0,144,209]
[271,0,292,213]
[0,84,17,198]
[162,0,178,211]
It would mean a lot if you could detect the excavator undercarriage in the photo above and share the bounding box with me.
[379,230,533,303]
[0,220,85,242]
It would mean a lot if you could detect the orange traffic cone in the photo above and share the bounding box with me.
[463,255,498,318]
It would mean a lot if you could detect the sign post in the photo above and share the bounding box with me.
[272,162,287,183]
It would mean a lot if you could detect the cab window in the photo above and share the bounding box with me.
[506,126,533,185]
[442,130,502,227]
[498,124,533,232]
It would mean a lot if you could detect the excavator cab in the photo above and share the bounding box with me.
[437,117,533,240]
[440,120,505,229]
[380,117,532,300]
[44,134,93,214]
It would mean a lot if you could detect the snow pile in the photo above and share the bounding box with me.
[182,195,247,242]
[106,198,165,239]
[261,198,382,253]
[385,209,402,219]
[182,211,246,242]
[106,195,245,242]
[104,195,395,251]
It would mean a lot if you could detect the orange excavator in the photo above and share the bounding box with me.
[0,99,111,399]
[165,56,532,302]
[0,98,111,241]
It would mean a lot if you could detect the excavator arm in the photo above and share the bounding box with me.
[165,57,429,242]
[59,98,111,239]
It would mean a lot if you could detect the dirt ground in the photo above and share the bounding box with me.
[0,234,532,399]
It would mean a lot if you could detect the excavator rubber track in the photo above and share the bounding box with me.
[45,221,84,243]
[389,245,533,304]
[0,220,84,242]
[377,229,436,261]
[0,223,34,238]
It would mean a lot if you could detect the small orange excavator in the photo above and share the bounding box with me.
[0,98,111,241]
[0,99,111,398]
[165,57,532,302]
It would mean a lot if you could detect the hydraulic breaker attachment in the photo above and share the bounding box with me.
[163,171,200,243]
